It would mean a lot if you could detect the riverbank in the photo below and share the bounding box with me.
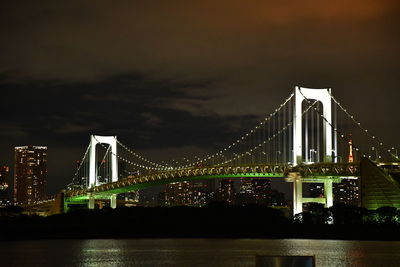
[1,204,399,240]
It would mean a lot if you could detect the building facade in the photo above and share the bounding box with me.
[334,178,360,206]
[237,178,256,205]
[252,178,272,205]
[215,179,236,204]
[14,146,47,205]
[237,178,272,206]
[0,166,10,206]
[164,181,193,206]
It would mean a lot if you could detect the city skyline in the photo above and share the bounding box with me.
[1,3,400,265]
[0,1,399,195]
[14,145,47,205]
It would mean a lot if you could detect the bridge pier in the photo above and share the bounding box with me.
[324,180,333,208]
[110,194,117,209]
[88,193,95,209]
[290,172,303,215]
[288,172,335,216]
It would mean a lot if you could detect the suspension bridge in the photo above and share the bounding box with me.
[37,86,400,215]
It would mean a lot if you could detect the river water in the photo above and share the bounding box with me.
[0,239,399,266]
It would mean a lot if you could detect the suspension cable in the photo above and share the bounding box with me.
[299,90,371,160]
[72,144,91,183]
[216,100,318,166]
[176,93,295,168]
[329,92,399,160]
[116,139,168,168]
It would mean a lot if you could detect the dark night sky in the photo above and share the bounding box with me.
[0,1,399,194]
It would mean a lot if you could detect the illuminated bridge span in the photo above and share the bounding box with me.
[66,163,360,198]
[54,86,400,215]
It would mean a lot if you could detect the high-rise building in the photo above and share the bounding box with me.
[236,178,256,205]
[252,178,272,205]
[240,178,254,194]
[215,179,236,204]
[190,181,208,206]
[164,181,193,205]
[237,178,272,205]
[14,146,47,205]
[334,178,360,206]
[332,137,360,206]
[159,179,215,206]
[0,166,10,206]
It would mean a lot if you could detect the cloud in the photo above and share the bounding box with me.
[141,112,161,127]
[54,123,100,134]
[0,125,28,138]
[0,1,398,82]
[0,1,399,193]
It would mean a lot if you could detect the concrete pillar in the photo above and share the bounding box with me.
[294,178,303,215]
[290,172,303,215]
[324,180,333,208]
[110,194,117,209]
[88,193,95,209]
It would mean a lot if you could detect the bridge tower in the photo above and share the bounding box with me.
[293,86,335,165]
[89,135,118,187]
[88,135,118,209]
[292,87,336,215]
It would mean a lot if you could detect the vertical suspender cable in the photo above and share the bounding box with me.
[289,97,292,164]
[273,113,275,163]
[334,100,337,163]
[317,102,320,162]
[305,103,309,163]
[311,99,314,162]
[278,108,281,163]
[283,102,286,164]
[263,117,266,163]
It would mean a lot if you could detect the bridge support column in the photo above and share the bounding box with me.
[324,180,333,208]
[110,194,117,209]
[290,172,303,215]
[88,193,95,210]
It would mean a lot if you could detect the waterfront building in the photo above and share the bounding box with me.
[14,146,47,205]
[333,136,360,206]
[237,178,272,205]
[164,181,193,205]
[215,179,236,204]
[0,166,10,206]
[252,178,272,205]
[334,178,360,206]
[236,178,256,205]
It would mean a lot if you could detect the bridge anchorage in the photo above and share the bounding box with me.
[51,86,399,216]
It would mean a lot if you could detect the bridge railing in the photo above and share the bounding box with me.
[65,162,360,199]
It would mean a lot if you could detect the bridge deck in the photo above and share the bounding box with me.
[65,163,360,202]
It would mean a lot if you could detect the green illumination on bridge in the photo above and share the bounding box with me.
[65,173,285,202]
[64,172,350,204]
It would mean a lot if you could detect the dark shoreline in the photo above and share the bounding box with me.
[1,204,400,241]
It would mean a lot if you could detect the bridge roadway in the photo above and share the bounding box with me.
[64,162,360,202]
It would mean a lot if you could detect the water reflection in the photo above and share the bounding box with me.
[78,240,126,267]
[0,239,399,266]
